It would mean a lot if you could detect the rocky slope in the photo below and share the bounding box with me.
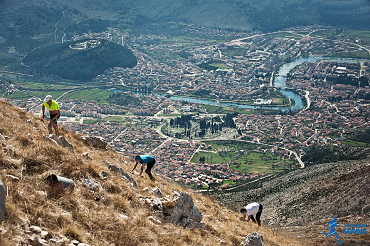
[214,158,370,245]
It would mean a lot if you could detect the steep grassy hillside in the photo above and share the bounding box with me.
[0,98,301,245]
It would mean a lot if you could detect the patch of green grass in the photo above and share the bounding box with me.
[165,36,197,45]
[296,31,311,35]
[200,104,251,114]
[27,90,70,99]
[310,29,333,38]
[330,51,370,59]
[4,91,28,99]
[222,48,248,57]
[230,152,291,174]
[191,152,228,164]
[158,113,182,117]
[209,63,227,69]
[83,116,126,124]
[19,82,72,90]
[60,89,111,103]
[265,32,301,39]
[191,140,294,174]
[272,97,290,105]
[342,140,368,147]
[343,30,370,40]
[223,180,237,186]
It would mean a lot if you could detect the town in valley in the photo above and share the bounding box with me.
[1,25,370,190]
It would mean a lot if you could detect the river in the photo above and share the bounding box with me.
[169,56,367,112]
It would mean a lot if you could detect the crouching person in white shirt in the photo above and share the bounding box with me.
[240,202,263,226]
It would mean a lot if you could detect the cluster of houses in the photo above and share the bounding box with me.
[236,60,370,156]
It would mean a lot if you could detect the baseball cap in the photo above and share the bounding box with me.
[44,95,52,102]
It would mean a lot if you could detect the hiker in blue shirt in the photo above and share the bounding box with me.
[130,155,156,181]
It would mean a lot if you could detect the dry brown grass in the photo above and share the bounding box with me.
[0,100,304,245]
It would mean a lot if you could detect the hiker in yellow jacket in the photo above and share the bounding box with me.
[42,95,60,136]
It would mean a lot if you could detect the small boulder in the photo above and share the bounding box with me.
[81,152,92,160]
[82,178,100,192]
[29,225,42,234]
[100,170,110,180]
[161,191,204,229]
[241,232,264,246]
[152,187,163,197]
[49,134,60,144]
[43,135,59,146]
[81,136,107,149]
[104,160,137,187]
[58,136,74,152]
[148,216,162,225]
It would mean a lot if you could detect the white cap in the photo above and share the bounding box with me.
[44,95,52,102]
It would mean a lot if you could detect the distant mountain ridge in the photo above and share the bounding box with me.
[0,0,369,78]
[1,0,370,32]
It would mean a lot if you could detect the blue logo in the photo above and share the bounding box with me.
[343,223,367,235]
[321,217,368,244]
[321,217,343,244]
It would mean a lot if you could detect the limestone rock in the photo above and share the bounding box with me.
[29,225,42,234]
[104,160,137,187]
[81,152,92,160]
[152,187,163,197]
[143,187,149,192]
[241,232,264,246]
[100,170,110,180]
[148,216,162,225]
[43,135,59,146]
[81,136,107,149]
[58,135,74,152]
[3,144,17,157]
[71,239,80,245]
[82,178,100,192]
[149,191,205,229]
[49,134,60,144]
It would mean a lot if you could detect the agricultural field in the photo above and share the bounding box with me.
[59,89,111,103]
[309,29,333,38]
[265,32,301,39]
[343,30,370,43]
[83,115,127,124]
[191,140,296,174]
